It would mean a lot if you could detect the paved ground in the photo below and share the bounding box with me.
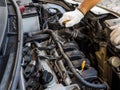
[98,0,120,14]
[77,0,120,14]
[20,0,120,14]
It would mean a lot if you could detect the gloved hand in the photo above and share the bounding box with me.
[59,8,84,27]
[110,23,120,46]
[64,0,79,4]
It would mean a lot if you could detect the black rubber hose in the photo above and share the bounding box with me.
[27,29,107,89]
[44,30,107,89]
[10,0,23,90]
[57,42,106,89]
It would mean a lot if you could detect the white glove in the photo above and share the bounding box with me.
[64,0,79,4]
[110,23,120,46]
[59,8,84,27]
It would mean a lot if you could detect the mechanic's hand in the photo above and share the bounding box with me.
[110,23,120,46]
[59,8,84,27]
[64,0,79,4]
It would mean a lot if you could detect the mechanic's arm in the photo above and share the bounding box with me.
[59,0,101,27]
[79,0,101,14]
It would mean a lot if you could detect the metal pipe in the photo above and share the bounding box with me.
[19,68,26,90]
[57,60,72,85]
[10,0,23,89]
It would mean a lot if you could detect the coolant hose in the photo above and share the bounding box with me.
[10,0,23,90]
[46,30,107,89]
[28,29,107,89]
[57,42,106,89]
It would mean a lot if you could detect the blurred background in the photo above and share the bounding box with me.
[76,0,120,13]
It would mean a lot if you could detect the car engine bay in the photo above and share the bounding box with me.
[20,0,120,90]
[0,0,120,90]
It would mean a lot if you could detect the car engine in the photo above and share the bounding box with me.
[1,0,120,90]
